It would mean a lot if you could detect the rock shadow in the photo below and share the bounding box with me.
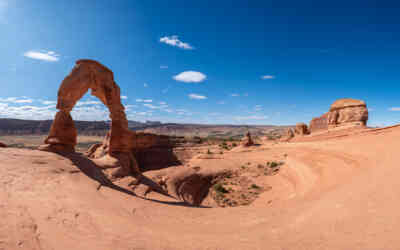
[53,151,208,208]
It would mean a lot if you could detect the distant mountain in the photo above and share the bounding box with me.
[0,118,291,138]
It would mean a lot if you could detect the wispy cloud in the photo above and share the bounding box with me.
[389,107,400,111]
[121,95,128,100]
[143,83,148,88]
[24,50,60,62]
[160,65,168,69]
[188,93,207,100]
[217,101,226,105]
[136,99,152,103]
[173,71,206,83]
[230,93,240,97]
[40,100,56,105]
[261,75,275,80]
[254,105,262,111]
[160,35,194,50]
[234,115,269,121]
[76,100,101,106]
[0,97,33,103]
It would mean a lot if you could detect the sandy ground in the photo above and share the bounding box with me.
[1,125,400,250]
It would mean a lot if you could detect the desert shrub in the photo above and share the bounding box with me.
[250,184,261,189]
[213,183,229,194]
[267,161,284,168]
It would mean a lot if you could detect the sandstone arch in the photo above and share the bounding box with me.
[39,59,138,177]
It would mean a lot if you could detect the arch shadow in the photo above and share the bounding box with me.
[54,151,210,208]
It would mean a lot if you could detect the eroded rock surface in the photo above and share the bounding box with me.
[309,98,368,133]
[295,123,309,135]
[0,142,6,148]
[87,132,189,172]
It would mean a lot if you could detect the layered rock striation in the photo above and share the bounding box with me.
[309,98,368,133]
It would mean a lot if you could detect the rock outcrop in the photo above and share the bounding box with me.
[295,123,309,135]
[242,131,254,146]
[166,167,230,206]
[39,60,138,178]
[87,132,186,172]
[309,98,368,133]
[280,128,294,142]
[0,142,6,148]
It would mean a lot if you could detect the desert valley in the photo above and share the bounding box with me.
[1,59,399,250]
[2,1,399,249]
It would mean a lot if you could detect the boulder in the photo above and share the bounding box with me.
[166,167,230,206]
[309,98,368,133]
[295,123,309,135]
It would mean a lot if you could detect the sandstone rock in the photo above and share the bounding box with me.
[295,123,309,135]
[166,167,230,206]
[242,131,254,146]
[87,132,184,172]
[0,142,6,148]
[280,128,294,142]
[309,98,368,133]
[39,60,137,177]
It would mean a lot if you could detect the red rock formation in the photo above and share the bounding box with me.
[242,131,254,146]
[87,132,186,172]
[280,128,294,142]
[39,60,137,177]
[295,123,309,135]
[309,98,368,133]
[0,142,6,148]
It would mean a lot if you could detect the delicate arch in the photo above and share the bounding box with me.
[40,60,137,175]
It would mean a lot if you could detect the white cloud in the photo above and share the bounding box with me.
[136,99,152,103]
[0,97,33,103]
[14,99,33,103]
[188,93,207,100]
[173,71,206,83]
[389,107,400,111]
[160,65,168,69]
[40,100,56,105]
[143,103,159,109]
[24,50,60,62]
[121,95,128,100]
[76,100,101,106]
[160,35,194,50]
[230,93,239,97]
[234,115,269,121]
[143,83,148,88]
[261,75,275,80]
[159,101,167,105]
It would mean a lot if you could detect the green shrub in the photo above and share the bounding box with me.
[213,183,229,194]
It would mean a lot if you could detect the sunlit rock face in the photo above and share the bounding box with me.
[309,98,368,133]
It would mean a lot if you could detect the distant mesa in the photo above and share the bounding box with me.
[309,98,368,133]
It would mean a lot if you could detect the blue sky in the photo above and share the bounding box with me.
[0,0,399,126]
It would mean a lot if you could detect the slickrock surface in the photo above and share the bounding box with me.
[1,124,400,249]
